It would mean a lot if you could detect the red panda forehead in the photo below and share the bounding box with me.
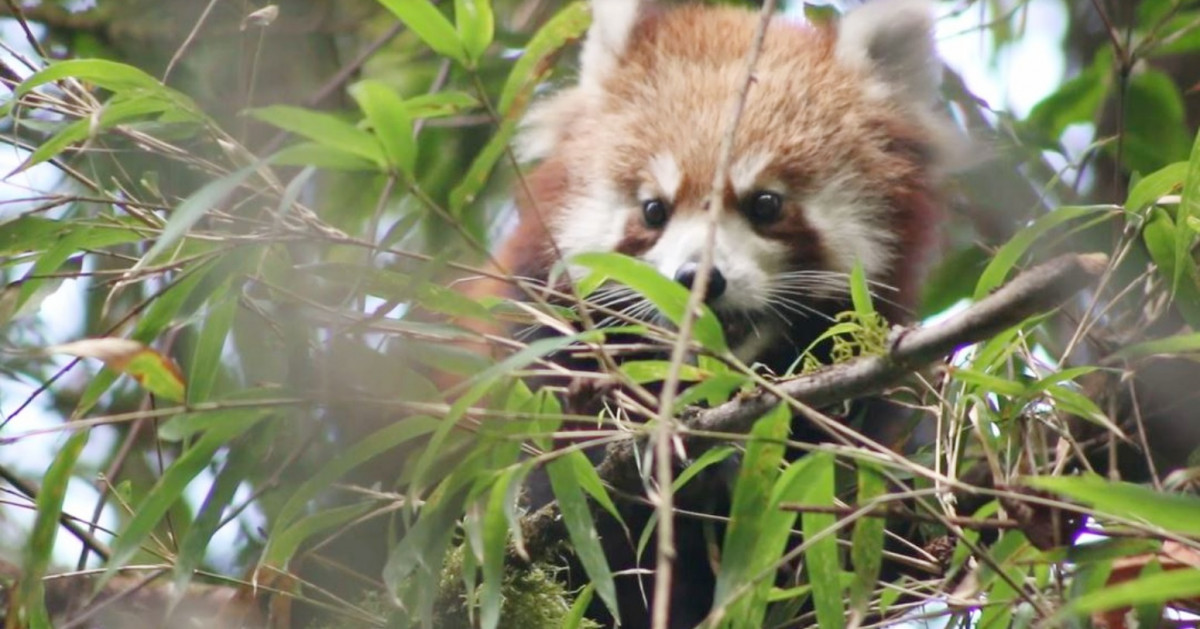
[587,7,921,203]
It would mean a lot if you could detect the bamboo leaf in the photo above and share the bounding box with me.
[1126,161,1188,212]
[498,2,589,114]
[187,294,238,404]
[801,453,843,629]
[1176,129,1200,294]
[106,412,267,581]
[134,165,257,271]
[547,455,619,619]
[17,431,88,629]
[275,416,440,529]
[975,205,1110,299]
[171,442,256,599]
[1054,567,1200,619]
[1026,475,1200,537]
[349,79,417,176]
[247,105,384,165]
[572,252,729,354]
[455,0,495,65]
[377,0,467,64]
[712,404,790,626]
[48,338,186,402]
[850,464,886,618]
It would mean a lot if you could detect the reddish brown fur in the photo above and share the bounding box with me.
[491,5,945,319]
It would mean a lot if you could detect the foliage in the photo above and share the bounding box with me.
[0,0,1199,628]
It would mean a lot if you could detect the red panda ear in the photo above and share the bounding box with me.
[835,0,940,106]
[579,0,644,91]
[517,0,646,162]
[835,0,975,171]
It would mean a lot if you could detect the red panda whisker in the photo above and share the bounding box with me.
[766,296,835,323]
[774,271,900,293]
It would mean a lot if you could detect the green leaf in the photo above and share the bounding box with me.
[134,165,257,271]
[377,0,467,64]
[405,91,478,118]
[171,441,256,599]
[547,455,619,619]
[498,2,590,114]
[1053,567,1200,620]
[1123,69,1190,173]
[480,466,526,629]
[265,501,375,567]
[0,216,67,258]
[275,416,440,529]
[47,338,186,403]
[187,294,238,404]
[1026,475,1200,536]
[11,94,171,175]
[106,412,267,579]
[712,404,790,626]
[919,245,989,317]
[382,489,469,608]
[247,105,384,165]
[349,79,417,176]
[270,142,379,171]
[563,583,596,629]
[1109,332,1200,361]
[849,260,875,316]
[1125,161,1189,212]
[974,531,1034,628]
[448,106,520,214]
[1024,58,1109,144]
[14,221,145,314]
[455,0,495,65]
[15,59,160,97]
[1044,384,1124,435]
[557,449,623,524]
[974,205,1111,299]
[620,359,706,385]
[1143,207,1200,327]
[1177,128,1200,294]
[75,262,218,416]
[572,252,729,354]
[17,431,88,629]
[850,464,886,618]
[801,453,843,629]
[675,372,751,408]
[675,446,736,491]
[951,367,1028,397]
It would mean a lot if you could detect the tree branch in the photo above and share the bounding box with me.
[687,252,1110,437]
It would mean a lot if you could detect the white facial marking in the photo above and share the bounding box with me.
[553,181,632,261]
[642,214,789,312]
[802,171,896,276]
[646,153,682,201]
[729,152,774,196]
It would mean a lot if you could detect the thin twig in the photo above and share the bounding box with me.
[649,3,777,626]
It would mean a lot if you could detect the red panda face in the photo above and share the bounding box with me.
[514,0,958,359]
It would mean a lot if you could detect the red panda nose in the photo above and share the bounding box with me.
[674,262,726,303]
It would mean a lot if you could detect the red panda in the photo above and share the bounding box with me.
[462,1,961,626]
[468,0,961,376]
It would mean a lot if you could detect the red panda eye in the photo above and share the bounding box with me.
[642,199,669,228]
[745,191,783,224]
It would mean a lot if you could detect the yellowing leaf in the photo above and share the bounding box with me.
[49,338,187,402]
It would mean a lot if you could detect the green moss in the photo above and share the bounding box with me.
[312,545,598,629]
[432,546,600,629]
